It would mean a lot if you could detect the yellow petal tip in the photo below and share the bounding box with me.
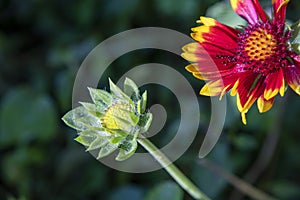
[199,17,216,26]
[264,89,278,100]
[241,112,247,125]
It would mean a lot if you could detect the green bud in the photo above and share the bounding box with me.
[62,78,153,161]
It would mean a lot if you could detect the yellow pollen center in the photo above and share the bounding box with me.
[244,29,277,61]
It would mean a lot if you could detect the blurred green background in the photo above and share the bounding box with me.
[1,0,300,199]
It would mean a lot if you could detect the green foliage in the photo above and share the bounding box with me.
[268,181,300,199]
[0,87,58,146]
[108,186,144,200]
[192,141,231,198]
[205,1,246,27]
[145,181,184,200]
[290,20,300,53]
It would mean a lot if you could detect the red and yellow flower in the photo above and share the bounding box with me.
[182,0,300,124]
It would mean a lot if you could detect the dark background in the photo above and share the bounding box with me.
[1,0,300,199]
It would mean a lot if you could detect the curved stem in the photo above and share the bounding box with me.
[137,137,210,200]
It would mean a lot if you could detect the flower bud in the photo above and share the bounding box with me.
[62,78,152,161]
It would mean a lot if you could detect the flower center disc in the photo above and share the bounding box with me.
[235,22,290,75]
[244,29,277,61]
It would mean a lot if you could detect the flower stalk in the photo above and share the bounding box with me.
[138,136,210,200]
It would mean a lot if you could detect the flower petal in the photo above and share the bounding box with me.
[284,64,300,95]
[257,96,275,113]
[191,17,239,48]
[234,72,265,124]
[236,72,265,112]
[189,17,239,59]
[182,44,237,81]
[199,74,239,97]
[252,0,269,22]
[185,63,230,80]
[272,0,289,23]
[263,69,285,100]
[241,112,247,125]
[230,80,239,96]
[230,0,268,24]
[182,17,240,81]
[182,42,233,71]
[200,80,224,96]
[181,43,200,62]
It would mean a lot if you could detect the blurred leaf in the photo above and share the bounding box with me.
[291,20,300,42]
[206,1,246,27]
[3,147,32,184]
[246,105,277,132]
[54,70,75,111]
[290,20,300,53]
[55,147,109,198]
[192,141,231,198]
[102,0,140,19]
[145,181,183,200]
[231,134,258,151]
[48,47,74,68]
[0,86,58,146]
[80,164,109,196]
[108,185,144,200]
[268,181,300,199]
[154,0,202,18]
[2,145,45,197]
[292,43,300,54]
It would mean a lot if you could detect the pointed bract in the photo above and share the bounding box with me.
[88,87,113,106]
[124,77,140,101]
[116,140,138,161]
[97,143,119,159]
[109,78,131,102]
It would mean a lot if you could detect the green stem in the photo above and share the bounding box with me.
[137,137,210,200]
